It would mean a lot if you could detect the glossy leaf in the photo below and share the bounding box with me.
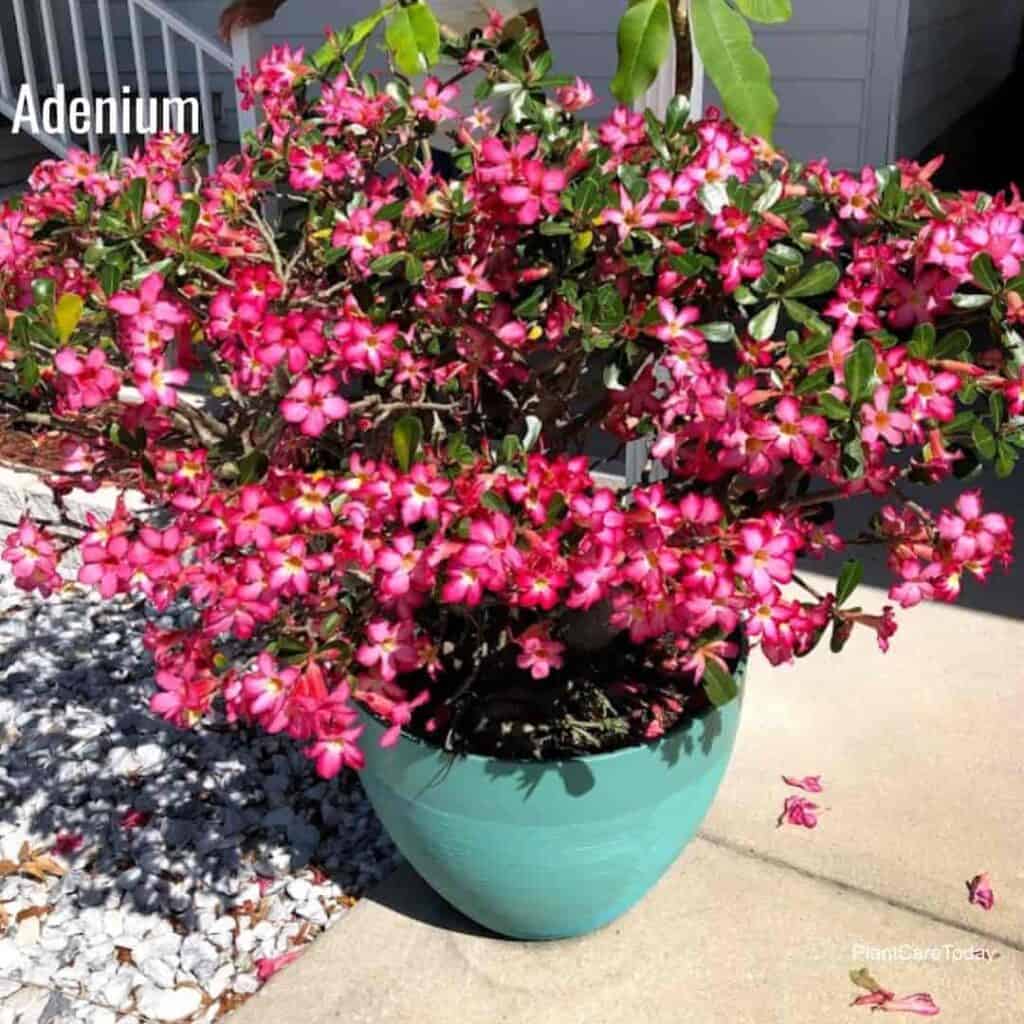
[835,558,863,607]
[691,0,778,140]
[785,261,840,298]
[749,301,780,341]
[734,0,792,23]
[702,660,739,707]
[55,294,84,345]
[610,0,673,104]
[844,340,876,405]
[393,414,423,472]
[385,1,440,77]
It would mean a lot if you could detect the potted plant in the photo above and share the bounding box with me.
[0,13,1018,941]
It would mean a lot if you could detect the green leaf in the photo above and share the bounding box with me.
[480,490,511,513]
[784,261,840,298]
[610,0,673,104]
[100,263,123,297]
[17,352,40,390]
[995,440,1017,478]
[829,617,854,653]
[835,558,863,607]
[370,252,407,275]
[990,391,1005,431]
[844,339,876,404]
[907,323,935,359]
[841,436,866,479]
[935,329,970,359]
[122,177,146,223]
[734,0,792,23]
[523,415,542,452]
[237,449,269,484]
[180,199,200,244]
[54,293,84,344]
[766,243,802,268]
[32,278,56,312]
[186,250,227,272]
[972,421,997,460]
[952,292,992,311]
[385,1,440,76]
[392,414,423,472]
[691,0,778,140]
[702,660,739,707]
[971,252,1001,294]
[749,301,780,341]
[664,93,690,135]
[699,321,737,343]
[817,393,851,420]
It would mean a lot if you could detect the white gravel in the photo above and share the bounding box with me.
[0,576,399,1024]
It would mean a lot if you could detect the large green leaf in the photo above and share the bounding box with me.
[385,1,440,77]
[392,414,423,472]
[610,0,673,104]
[691,0,779,140]
[734,0,792,23]
[55,294,84,344]
[702,660,739,707]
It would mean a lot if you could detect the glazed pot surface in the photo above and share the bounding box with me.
[356,679,743,940]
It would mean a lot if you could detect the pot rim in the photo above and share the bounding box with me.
[355,640,748,769]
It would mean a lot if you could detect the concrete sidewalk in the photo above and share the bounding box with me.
[230,577,1024,1023]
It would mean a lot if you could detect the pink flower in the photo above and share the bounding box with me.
[734,525,795,594]
[601,187,660,241]
[776,794,819,829]
[306,723,365,777]
[54,347,121,410]
[555,77,596,112]
[514,625,565,680]
[356,619,418,682]
[2,518,60,596]
[133,356,188,408]
[861,387,914,447]
[500,161,567,225]
[782,775,823,793]
[393,465,448,525]
[445,256,495,303]
[966,872,994,910]
[280,375,348,437]
[411,78,459,123]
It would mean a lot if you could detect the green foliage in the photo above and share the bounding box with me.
[691,0,779,140]
[385,1,441,77]
[610,0,674,104]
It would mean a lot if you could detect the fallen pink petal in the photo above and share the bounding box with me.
[256,949,303,981]
[119,809,151,830]
[849,970,940,1016]
[852,990,895,1007]
[966,872,995,910]
[878,993,941,1016]
[782,774,824,793]
[52,832,85,857]
[776,795,820,829]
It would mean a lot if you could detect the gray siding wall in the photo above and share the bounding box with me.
[898,0,1024,158]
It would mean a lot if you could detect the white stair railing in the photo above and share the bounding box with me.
[0,0,267,173]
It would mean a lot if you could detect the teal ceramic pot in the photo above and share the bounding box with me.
[355,663,745,940]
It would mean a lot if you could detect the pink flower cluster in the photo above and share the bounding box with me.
[2,22,1019,775]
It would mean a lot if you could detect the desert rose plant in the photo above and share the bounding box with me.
[0,14,1018,774]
